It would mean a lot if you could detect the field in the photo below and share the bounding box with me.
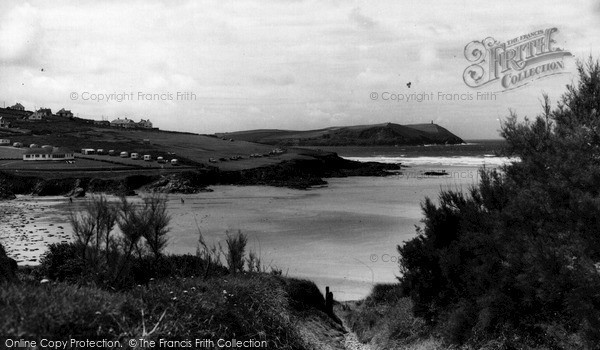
[0,117,315,175]
[0,147,24,159]
[0,148,200,179]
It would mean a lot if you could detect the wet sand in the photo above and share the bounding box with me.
[0,198,72,265]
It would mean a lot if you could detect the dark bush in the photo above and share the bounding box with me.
[224,230,247,274]
[280,277,326,312]
[366,283,403,305]
[39,243,86,283]
[398,58,600,348]
[40,244,226,288]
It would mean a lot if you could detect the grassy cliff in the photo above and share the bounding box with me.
[217,123,464,146]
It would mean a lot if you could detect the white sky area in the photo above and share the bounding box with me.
[0,0,598,139]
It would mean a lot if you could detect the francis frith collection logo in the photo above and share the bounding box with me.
[463,28,572,91]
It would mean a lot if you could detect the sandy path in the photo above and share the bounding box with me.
[341,318,373,350]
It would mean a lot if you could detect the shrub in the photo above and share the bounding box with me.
[40,244,228,288]
[195,225,225,279]
[397,58,600,348]
[69,194,117,274]
[279,277,326,312]
[344,293,427,348]
[246,250,261,272]
[54,194,175,288]
[140,193,171,259]
[224,230,248,274]
[366,283,403,305]
[39,243,86,283]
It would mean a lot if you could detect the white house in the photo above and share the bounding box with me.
[29,112,43,120]
[23,147,74,161]
[0,139,10,146]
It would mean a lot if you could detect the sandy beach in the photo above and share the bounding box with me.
[0,162,490,300]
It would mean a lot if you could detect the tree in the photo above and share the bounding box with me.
[141,193,171,260]
[224,230,247,274]
[117,196,147,260]
[69,195,116,270]
[67,194,173,287]
[398,58,600,347]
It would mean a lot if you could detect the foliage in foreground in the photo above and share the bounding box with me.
[50,193,272,289]
[9,192,328,349]
[0,274,320,349]
[62,193,172,288]
[343,284,434,350]
[398,58,600,348]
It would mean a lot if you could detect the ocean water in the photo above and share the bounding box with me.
[344,155,514,167]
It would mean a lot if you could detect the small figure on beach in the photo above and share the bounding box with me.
[69,197,72,203]
[181,198,185,204]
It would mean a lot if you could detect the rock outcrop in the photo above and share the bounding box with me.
[144,174,213,193]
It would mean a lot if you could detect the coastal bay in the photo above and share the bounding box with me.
[1,154,504,300]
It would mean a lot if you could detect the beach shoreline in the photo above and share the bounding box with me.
[0,197,72,265]
[0,161,494,300]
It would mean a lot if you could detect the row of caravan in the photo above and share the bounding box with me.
[81,148,178,165]
[125,152,177,165]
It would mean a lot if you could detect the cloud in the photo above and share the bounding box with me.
[349,7,377,30]
[0,0,597,139]
[0,4,43,65]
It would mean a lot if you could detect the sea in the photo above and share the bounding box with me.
[0,139,514,301]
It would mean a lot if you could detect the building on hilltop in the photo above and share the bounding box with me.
[29,108,52,120]
[29,111,44,120]
[23,147,74,161]
[110,118,137,128]
[8,103,24,111]
[138,119,153,128]
[56,108,73,118]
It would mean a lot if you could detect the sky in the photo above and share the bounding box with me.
[0,1,598,139]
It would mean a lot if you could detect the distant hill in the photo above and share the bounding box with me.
[0,113,336,171]
[216,122,464,146]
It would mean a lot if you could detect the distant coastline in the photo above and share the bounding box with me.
[216,122,464,146]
